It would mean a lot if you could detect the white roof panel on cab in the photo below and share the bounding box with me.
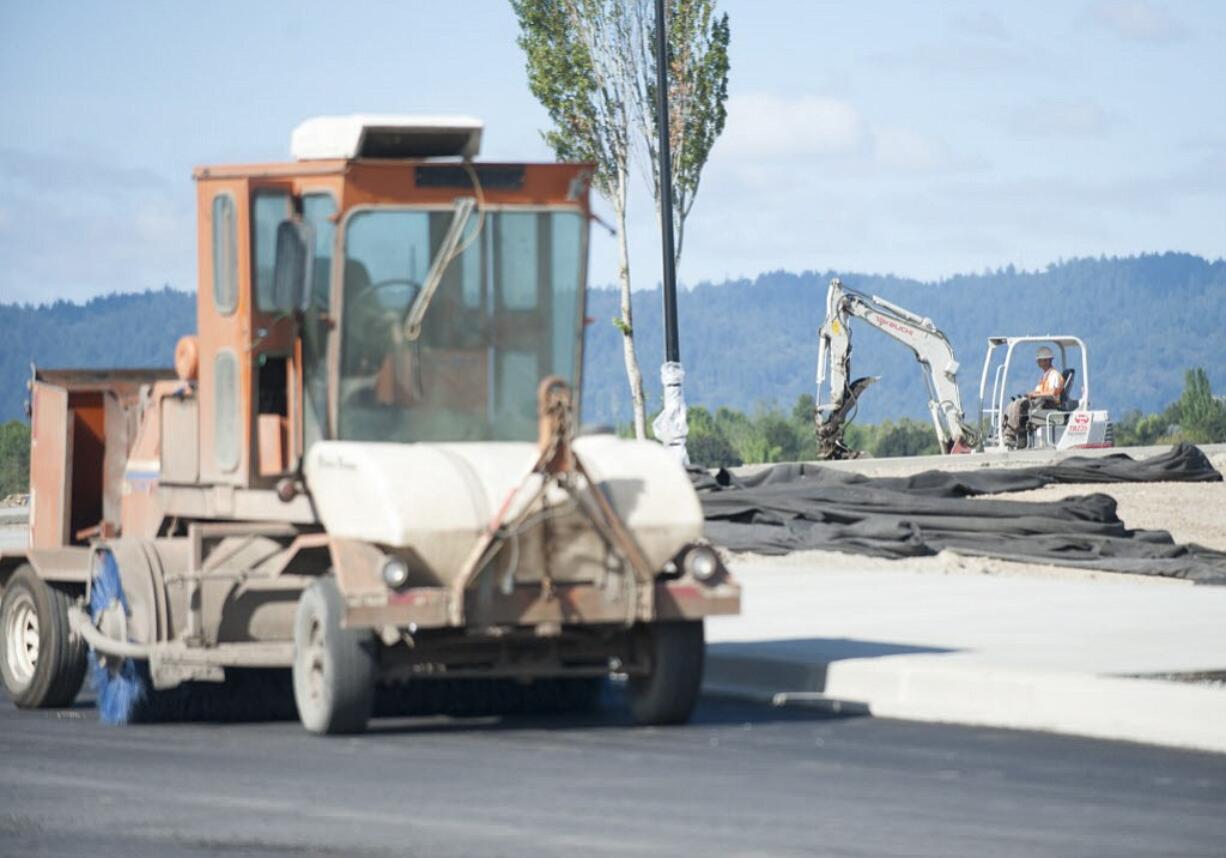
[291,114,484,161]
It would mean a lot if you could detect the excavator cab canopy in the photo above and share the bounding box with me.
[978,335,1111,451]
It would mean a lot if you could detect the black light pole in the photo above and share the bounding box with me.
[651,0,688,463]
[655,0,680,363]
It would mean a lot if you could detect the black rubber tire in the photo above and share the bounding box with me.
[0,565,87,709]
[626,621,704,726]
[292,576,375,735]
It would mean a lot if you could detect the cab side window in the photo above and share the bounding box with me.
[301,193,337,449]
[212,194,238,315]
[252,190,293,313]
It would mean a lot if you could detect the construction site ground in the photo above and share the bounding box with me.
[985,480,1226,552]
[2,444,1222,755]
[705,443,1226,754]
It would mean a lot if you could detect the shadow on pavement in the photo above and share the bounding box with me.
[363,683,859,737]
[6,680,850,735]
[709,637,956,661]
[704,637,957,703]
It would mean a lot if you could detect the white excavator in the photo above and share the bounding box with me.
[815,278,979,459]
[814,278,1112,459]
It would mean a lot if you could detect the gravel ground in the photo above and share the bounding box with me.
[984,481,1226,552]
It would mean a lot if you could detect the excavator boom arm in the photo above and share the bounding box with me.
[815,278,977,458]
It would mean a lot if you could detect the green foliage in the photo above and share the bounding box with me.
[513,0,651,437]
[862,419,941,458]
[1078,367,1226,447]
[1173,368,1226,442]
[680,396,935,468]
[678,369,1224,468]
[1112,410,1171,447]
[0,420,30,496]
[511,0,634,202]
[686,406,740,467]
[641,0,731,263]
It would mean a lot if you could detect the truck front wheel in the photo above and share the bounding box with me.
[1,565,87,708]
[626,621,704,726]
[292,576,375,735]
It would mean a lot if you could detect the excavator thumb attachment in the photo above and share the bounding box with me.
[815,375,877,460]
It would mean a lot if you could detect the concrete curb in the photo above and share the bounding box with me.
[704,645,1226,754]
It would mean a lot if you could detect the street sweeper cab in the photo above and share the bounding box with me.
[0,115,739,733]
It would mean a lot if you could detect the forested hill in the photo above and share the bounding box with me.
[0,289,194,421]
[1,253,1222,427]
[583,252,1226,426]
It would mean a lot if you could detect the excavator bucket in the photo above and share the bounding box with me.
[815,376,878,459]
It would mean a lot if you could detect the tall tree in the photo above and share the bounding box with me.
[1176,367,1226,442]
[634,0,730,270]
[512,0,650,438]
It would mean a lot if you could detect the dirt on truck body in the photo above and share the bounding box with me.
[0,115,740,734]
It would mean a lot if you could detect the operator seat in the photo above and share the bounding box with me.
[1059,368,1077,410]
[1027,368,1078,442]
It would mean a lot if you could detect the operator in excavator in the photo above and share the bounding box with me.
[1003,346,1065,448]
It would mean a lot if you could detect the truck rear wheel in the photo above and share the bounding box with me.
[626,621,704,726]
[1,565,87,708]
[292,576,375,735]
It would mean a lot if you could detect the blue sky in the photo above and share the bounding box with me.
[1,0,1223,304]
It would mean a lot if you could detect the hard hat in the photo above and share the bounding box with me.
[1035,346,1054,360]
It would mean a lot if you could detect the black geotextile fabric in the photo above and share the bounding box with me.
[692,443,1226,585]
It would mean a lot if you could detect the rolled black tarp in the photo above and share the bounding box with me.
[694,443,1226,584]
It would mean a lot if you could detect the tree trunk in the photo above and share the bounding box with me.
[673,204,685,272]
[615,172,648,439]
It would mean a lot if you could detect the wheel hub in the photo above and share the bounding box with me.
[4,591,39,688]
[94,600,129,675]
[306,617,326,704]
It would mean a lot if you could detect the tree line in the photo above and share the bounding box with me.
[1113,368,1226,447]
[626,367,1226,469]
[580,253,1226,430]
[0,367,1221,496]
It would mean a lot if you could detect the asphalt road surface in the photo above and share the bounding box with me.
[1,687,1223,858]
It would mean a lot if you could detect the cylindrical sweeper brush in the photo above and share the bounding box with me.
[87,550,147,725]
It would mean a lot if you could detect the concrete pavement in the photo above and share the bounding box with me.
[706,556,1226,753]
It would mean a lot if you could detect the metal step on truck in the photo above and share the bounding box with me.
[0,115,739,734]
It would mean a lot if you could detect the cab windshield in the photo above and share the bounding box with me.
[338,207,585,443]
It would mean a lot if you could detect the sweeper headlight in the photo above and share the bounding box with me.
[381,556,411,590]
[683,545,720,582]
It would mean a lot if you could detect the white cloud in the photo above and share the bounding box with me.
[133,204,186,244]
[720,93,869,158]
[0,147,194,302]
[717,92,974,177]
[1007,98,1121,138]
[952,11,1010,41]
[1085,1,1186,43]
[869,37,1043,78]
[874,128,963,173]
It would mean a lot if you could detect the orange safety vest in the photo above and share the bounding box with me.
[1032,367,1065,398]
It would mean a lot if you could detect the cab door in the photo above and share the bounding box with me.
[28,380,70,549]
